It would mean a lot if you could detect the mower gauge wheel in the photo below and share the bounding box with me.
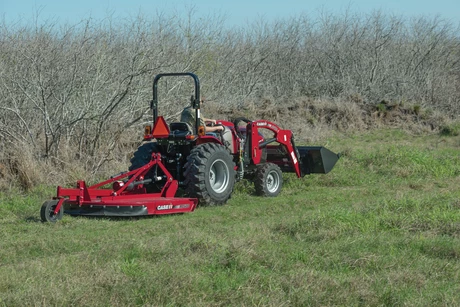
[40,200,64,223]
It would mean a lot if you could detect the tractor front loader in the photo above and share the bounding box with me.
[41,72,339,222]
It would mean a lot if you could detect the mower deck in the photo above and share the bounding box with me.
[63,196,197,217]
[40,153,198,222]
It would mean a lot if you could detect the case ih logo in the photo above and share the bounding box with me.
[157,204,173,210]
[157,204,190,210]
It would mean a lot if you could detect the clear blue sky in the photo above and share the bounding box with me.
[1,0,460,27]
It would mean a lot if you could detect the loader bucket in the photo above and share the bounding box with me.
[296,146,340,175]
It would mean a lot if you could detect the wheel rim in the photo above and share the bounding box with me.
[209,159,230,193]
[47,204,58,221]
[266,170,280,193]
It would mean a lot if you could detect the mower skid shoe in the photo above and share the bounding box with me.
[64,204,148,217]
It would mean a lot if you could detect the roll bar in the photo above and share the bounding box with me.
[151,72,201,133]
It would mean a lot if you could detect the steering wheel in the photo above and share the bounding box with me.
[232,117,251,139]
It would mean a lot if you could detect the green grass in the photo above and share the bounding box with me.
[1,129,460,306]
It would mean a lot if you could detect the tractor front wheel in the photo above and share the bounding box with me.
[184,143,235,206]
[254,163,283,197]
[40,200,63,222]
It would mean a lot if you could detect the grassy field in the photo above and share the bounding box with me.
[1,129,460,306]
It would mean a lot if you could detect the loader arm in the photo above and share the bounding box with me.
[246,120,340,177]
[246,120,302,177]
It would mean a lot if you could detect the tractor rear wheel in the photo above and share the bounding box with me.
[254,163,283,197]
[40,200,63,222]
[129,142,161,192]
[184,143,235,206]
[129,142,160,171]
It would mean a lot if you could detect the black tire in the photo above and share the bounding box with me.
[184,143,236,206]
[254,163,283,197]
[129,142,160,171]
[129,142,161,192]
[40,200,63,222]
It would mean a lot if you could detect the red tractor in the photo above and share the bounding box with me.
[41,73,339,222]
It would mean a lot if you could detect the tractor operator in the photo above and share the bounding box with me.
[180,97,224,134]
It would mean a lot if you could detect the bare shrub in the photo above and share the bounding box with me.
[0,9,458,189]
[2,145,45,191]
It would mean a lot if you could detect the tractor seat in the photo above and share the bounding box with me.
[169,122,193,137]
